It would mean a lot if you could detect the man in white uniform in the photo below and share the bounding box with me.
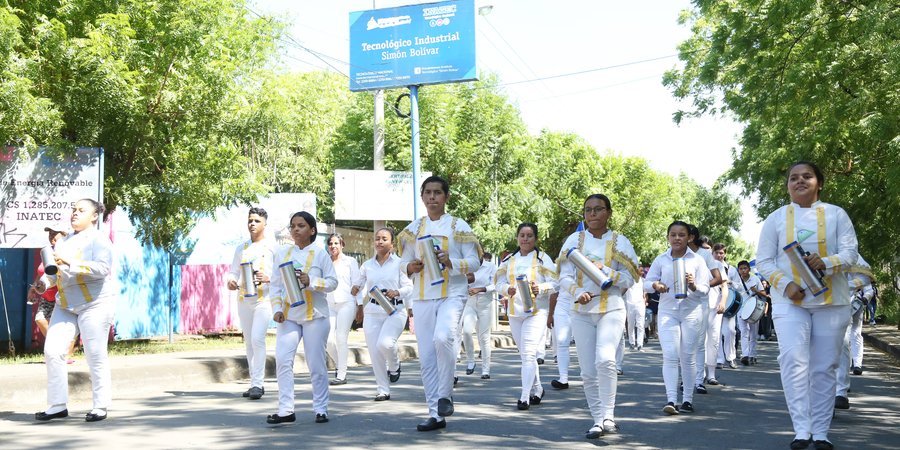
[461,253,497,378]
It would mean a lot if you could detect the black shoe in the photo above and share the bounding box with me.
[695,384,708,394]
[790,438,812,450]
[417,417,446,431]
[741,356,750,366]
[663,402,679,415]
[517,400,530,410]
[266,413,296,424]
[481,374,490,379]
[315,413,329,423]
[437,397,454,417]
[329,378,347,386]
[706,378,720,386]
[529,389,544,405]
[813,440,834,450]
[389,365,401,383]
[35,409,68,421]
[85,411,107,422]
[834,395,850,410]
[466,363,475,375]
[751,357,758,365]
[242,388,251,398]
[852,366,863,375]
[585,423,603,439]
[680,401,694,413]
[374,394,391,401]
[551,379,569,389]
[536,358,545,365]
[248,386,264,400]
[453,376,459,386]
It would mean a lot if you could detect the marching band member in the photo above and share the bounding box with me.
[558,194,640,438]
[687,230,721,395]
[226,207,275,400]
[548,290,573,389]
[496,223,557,411]
[325,233,363,385]
[835,255,874,410]
[756,161,857,450]
[736,260,769,365]
[720,255,741,369]
[461,253,497,379]
[397,176,482,432]
[266,212,337,425]
[34,199,116,422]
[705,243,730,385]
[625,275,647,352]
[644,220,710,416]
[354,228,413,401]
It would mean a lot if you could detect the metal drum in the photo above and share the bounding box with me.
[672,257,687,299]
[783,241,828,297]
[417,235,445,286]
[566,248,612,290]
[41,246,58,276]
[516,274,535,313]
[369,286,398,316]
[722,287,743,318]
[738,296,766,323]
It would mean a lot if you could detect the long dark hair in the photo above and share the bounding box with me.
[512,222,543,261]
[289,211,318,243]
[76,198,105,224]
[376,227,395,243]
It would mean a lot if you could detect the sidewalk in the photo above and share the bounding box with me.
[863,325,900,361]
[1,327,517,408]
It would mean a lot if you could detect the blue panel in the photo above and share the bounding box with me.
[0,248,33,347]
[349,0,477,91]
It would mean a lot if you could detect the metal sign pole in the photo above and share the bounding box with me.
[410,85,421,219]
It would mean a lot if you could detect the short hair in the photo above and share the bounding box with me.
[328,233,345,247]
[420,175,449,195]
[667,220,691,234]
[248,207,268,220]
[712,243,727,252]
[584,193,612,211]
[375,227,395,243]
[737,260,751,269]
[787,161,825,187]
[483,252,493,260]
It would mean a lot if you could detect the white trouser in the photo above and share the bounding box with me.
[658,302,705,404]
[553,300,573,383]
[412,296,465,419]
[693,302,710,386]
[326,300,357,379]
[702,308,724,382]
[572,308,626,424]
[849,312,864,367]
[615,328,625,370]
[836,321,853,397]
[275,317,330,416]
[625,300,646,348]
[536,326,549,360]
[739,317,759,358]
[238,300,272,388]
[461,295,493,375]
[509,311,547,402]
[364,306,408,395]
[45,300,115,411]
[719,315,737,363]
[773,303,850,441]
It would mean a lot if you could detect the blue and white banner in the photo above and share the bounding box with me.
[349,0,477,91]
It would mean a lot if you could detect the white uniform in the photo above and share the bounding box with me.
[552,290,574,384]
[756,201,857,442]
[461,261,496,376]
[398,214,482,420]
[691,247,716,387]
[356,254,413,396]
[836,256,874,397]
[736,273,764,359]
[719,264,740,365]
[40,227,116,414]
[644,248,711,406]
[559,230,639,424]
[326,253,362,381]
[496,250,557,403]
[226,239,275,390]
[625,277,647,349]
[702,259,726,382]
[269,243,338,416]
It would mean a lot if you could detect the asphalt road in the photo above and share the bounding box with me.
[3,338,900,449]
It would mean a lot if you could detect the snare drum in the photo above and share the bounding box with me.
[851,298,864,318]
[722,288,743,318]
[739,296,766,323]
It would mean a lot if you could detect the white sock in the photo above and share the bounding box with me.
[89,408,107,416]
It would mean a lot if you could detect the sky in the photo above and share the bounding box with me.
[251,0,764,246]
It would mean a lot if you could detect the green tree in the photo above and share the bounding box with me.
[665,1,900,320]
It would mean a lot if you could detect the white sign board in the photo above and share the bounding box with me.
[334,170,430,221]
[184,193,317,265]
[0,147,104,248]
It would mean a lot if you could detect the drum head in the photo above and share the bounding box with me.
[738,298,757,321]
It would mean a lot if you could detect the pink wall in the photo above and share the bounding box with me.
[179,264,235,334]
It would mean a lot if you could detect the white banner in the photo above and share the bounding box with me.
[0,147,104,248]
[334,169,429,221]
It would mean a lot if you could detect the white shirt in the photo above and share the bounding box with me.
[558,230,639,314]
[643,247,711,313]
[398,214,482,300]
[226,239,276,302]
[270,243,338,322]
[756,201,858,307]
[495,250,558,317]
[735,273,762,298]
[846,255,874,295]
[356,254,414,312]
[625,277,645,306]
[328,253,362,306]
[40,227,115,312]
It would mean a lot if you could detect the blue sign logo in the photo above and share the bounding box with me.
[349,0,477,91]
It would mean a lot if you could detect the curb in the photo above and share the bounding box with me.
[862,329,900,362]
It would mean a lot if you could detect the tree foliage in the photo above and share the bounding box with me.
[666,1,900,315]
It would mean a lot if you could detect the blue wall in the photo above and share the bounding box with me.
[0,248,35,346]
